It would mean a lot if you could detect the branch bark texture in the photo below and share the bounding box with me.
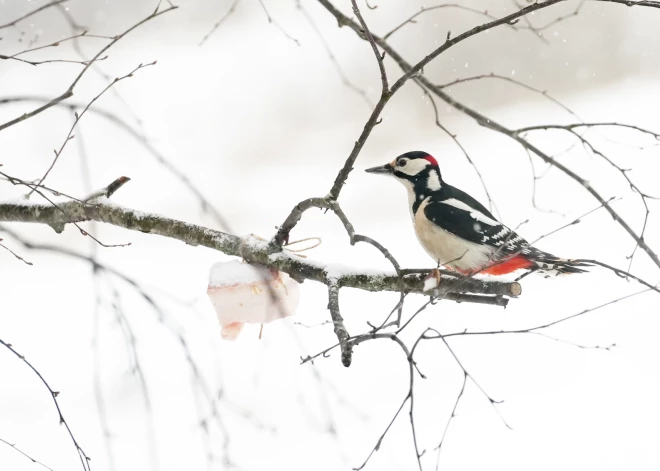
[0,196,520,303]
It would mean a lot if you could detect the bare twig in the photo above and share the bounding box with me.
[442,289,653,340]
[435,372,467,470]
[429,330,510,426]
[437,73,581,120]
[0,96,231,231]
[199,0,242,45]
[385,4,516,40]
[0,0,69,30]
[0,237,33,265]
[0,3,177,132]
[4,31,113,61]
[415,81,497,214]
[0,437,55,471]
[30,62,156,192]
[530,197,618,245]
[350,0,387,92]
[296,1,372,107]
[387,0,566,96]
[0,339,91,471]
[258,0,300,45]
[516,122,660,139]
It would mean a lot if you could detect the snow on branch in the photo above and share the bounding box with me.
[0,178,521,304]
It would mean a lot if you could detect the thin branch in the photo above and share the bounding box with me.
[522,146,563,215]
[425,329,511,429]
[387,0,566,96]
[199,0,242,45]
[0,237,33,265]
[0,95,232,231]
[441,289,652,345]
[107,285,159,471]
[30,61,156,192]
[435,372,467,470]
[596,0,660,8]
[348,334,420,471]
[325,75,390,200]
[572,259,660,293]
[0,339,91,471]
[530,197,617,245]
[437,73,581,121]
[0,54,108,67]
[258,0,300,45]
[0,3,177,133]
[9,31,113,58]
[385,4,516,40]
[350,0,387,92]
[0,437,55,471]
[0,0,69,30]
[521,124,659,272]
[516,122,660,139]
[512,0,586,34]
[296,0,372,108]
[415,80,497,214]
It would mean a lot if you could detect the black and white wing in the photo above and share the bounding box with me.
[423,196,531,260]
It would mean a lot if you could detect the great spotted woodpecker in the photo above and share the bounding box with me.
[366,151,589,277]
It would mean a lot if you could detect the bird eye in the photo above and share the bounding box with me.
[397,159,407,167]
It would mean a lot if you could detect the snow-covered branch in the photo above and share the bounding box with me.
[0,179,520,305]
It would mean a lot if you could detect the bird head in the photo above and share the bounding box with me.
[365,150,442,192]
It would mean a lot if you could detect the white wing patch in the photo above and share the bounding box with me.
[440,198,499,226]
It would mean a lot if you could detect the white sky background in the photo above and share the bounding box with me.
[0,0,660,470]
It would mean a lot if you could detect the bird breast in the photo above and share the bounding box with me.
[413,198,493,271]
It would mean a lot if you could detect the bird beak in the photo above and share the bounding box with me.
[365,163,394,175]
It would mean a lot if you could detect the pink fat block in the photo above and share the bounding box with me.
[207,260,300,340]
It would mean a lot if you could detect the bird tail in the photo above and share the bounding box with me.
[526,249,591,276]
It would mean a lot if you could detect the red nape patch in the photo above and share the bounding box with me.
[480,256,535,276]
[424,154,438,167]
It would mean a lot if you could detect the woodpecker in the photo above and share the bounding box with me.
[365,151,589,277]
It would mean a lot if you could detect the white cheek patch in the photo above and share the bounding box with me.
[399,159,430,176]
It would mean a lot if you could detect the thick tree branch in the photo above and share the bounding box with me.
[327,281,352,366]
[0,191,520,303]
